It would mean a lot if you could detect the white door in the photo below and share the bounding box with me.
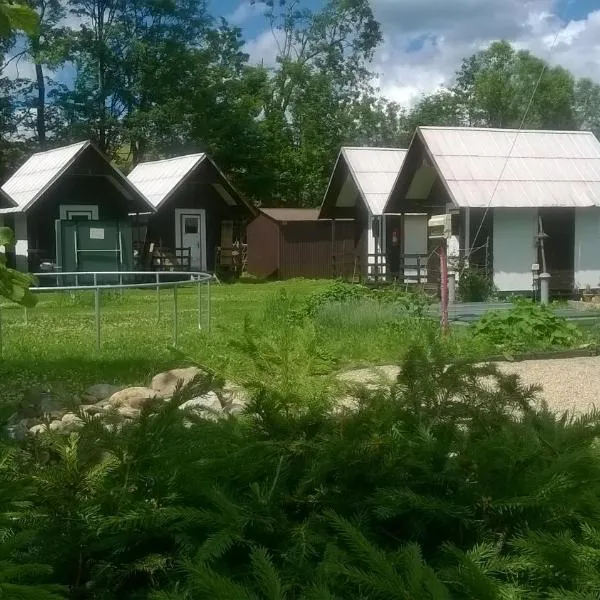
[60,204,99,220]
[404,213,429,283]
[175,209,206,271]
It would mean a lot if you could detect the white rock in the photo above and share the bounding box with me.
[151,367,205,399]
[29,424,48,435]
[221,382,249,408]
[49,420,66,432]
[108,387,159,409]
[226,399,247,415]
[117,406,141,420]
[62,412,84,425]
[80,403,106,416]
[179,392,222,417]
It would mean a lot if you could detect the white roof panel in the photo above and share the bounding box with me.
[419,127,600,208]
[127,154,206,209]
[1,141,89,212]
[342,147,407,215]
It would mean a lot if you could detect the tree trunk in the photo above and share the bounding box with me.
[34,61,46,147]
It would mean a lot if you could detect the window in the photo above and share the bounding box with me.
[184,217,199,234]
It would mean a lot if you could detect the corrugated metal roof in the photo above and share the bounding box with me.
[261,208,321,221]
[127,154,206,209]
[342,147,407,215]
[1,141,89,212]
[419,126,600,208]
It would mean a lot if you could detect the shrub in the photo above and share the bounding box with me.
[472,301,583,353]
[457,265,495,302]
[3,342,600,598]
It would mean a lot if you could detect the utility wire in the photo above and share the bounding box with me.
[467,6,572,257]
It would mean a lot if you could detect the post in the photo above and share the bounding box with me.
[207,278,211,333]
[464,208,471,264]
[172,283,178,346]
[24,306,28,325]
[0,304,3,359]
[94,286,101,350]
[448,271,456,304]
[156,272,161,321]
[197,277,202,330]
[440,239,449,333]
[539,272,551,305]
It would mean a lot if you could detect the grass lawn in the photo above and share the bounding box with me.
[3,278,436,403]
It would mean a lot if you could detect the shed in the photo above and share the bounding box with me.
[128,154,256,272]
[0,141,154,272]
[319,147,413,279]
[386,126,600,295]
[247,208,355,279]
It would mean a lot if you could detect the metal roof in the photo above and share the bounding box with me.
[1,141,89,212]
[127,154,206,209]
[0,140,155,214]
[418,126,600,208]
[341,147,407,215]
[261,208,321,222]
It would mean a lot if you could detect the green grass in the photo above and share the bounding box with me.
[0,278,592,405]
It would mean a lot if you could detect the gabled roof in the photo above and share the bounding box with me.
[127,153,256,214]
[321,147,407,217]
[261,208,320,222]
[0,140,155,214]
[0,187,16,209]
[408,126,600,208]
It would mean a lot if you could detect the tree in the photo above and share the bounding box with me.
[0,0,37,38]
[250,0,384,205]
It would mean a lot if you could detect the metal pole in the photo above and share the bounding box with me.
[539,272,551,305]
[95,286,101,350]
[156,272,161,321]
[172,283,178,346]
[24,306,28,325]
[448,271,456,305]
[0,304,3,359]
[440,239,449,333]
[207,278,211,334]
[197,277,202,330]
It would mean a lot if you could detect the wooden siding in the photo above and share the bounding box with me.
[247,214,355,279]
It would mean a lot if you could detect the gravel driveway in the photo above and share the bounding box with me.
[338,357,600,415]
[494,356,600,415]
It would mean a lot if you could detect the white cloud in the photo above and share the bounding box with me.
[244,28,281,68]
[226,1,268,27]
[369,0,600,107]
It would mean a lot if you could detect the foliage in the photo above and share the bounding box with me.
[301,280,431,319]
[0,227,37,306]
[0,0,37,38]
[457,266,496,302]
[2,342,600,597]
[472,300,584,353]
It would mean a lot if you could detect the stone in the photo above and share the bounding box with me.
[85,384,123,402]
[39,393,65,419]
[49,420,66,432]
[226,399,247,416]
[221,381,249,409]
[151,367,205,399]
[117,406,141,420]
[107,387,159,409]
[179,392,222,417]
[336,365,400,389]
[29,424,48,435]
[80,403,106,416]
[62,413,84,427]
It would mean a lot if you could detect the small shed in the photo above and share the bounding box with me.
[0,141,154,272]
[128,154,256,272]
[386,126,600,296]
[247,208,355,279]
[319,147,411,279]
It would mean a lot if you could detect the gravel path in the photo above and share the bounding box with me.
[494,356,600,415]
[338,357,600,415]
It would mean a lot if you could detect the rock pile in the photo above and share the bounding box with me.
[10,367,250,436]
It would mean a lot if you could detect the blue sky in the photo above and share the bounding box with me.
[5,0,600,109]
[204,0,600,106]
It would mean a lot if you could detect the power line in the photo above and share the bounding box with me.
[467,7,572,257]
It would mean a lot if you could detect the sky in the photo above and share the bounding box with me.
[212,0,600,107]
